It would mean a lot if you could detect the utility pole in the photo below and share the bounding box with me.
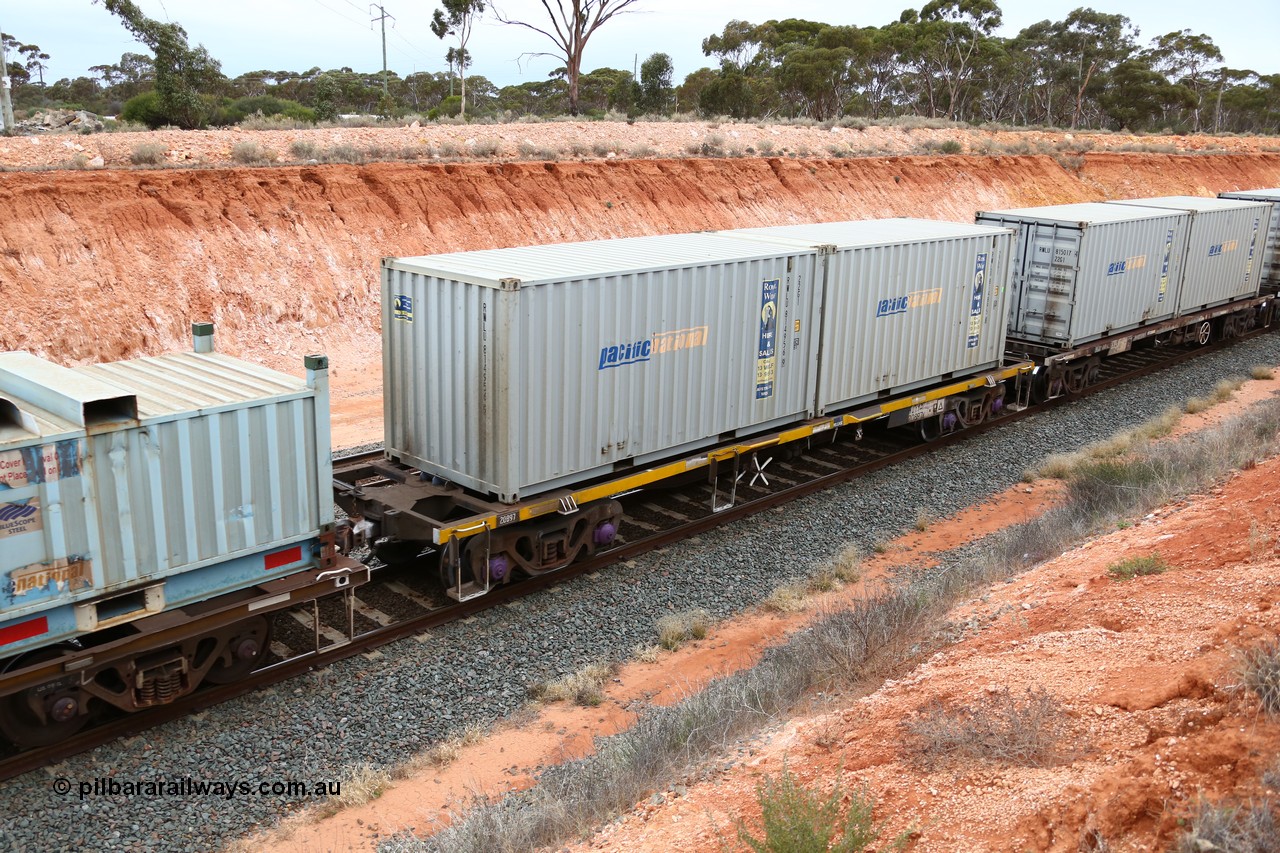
[369,4,394,97]
[0,26,15,134]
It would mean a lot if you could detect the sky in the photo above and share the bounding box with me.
[3,0,1277,90]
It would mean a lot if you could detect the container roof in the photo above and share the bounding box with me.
[386,231,820,287]
[76,352,309,421]
[1114,195,1273,212]
[977,202,1183,225]
[1220,189,1280,201]
[728,217,1010,249]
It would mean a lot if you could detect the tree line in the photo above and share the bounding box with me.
[3,0,1277,135]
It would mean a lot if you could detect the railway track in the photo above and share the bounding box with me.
[0,329,1269,782]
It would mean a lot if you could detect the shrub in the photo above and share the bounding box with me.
[937,138,963,154]
[736,764,901,853]
[1175,797,1279,853]
[120,91,166,129]
[321,144,366,164]
[230,140,275,165]
[1241,640,1280,713]
[130,142,168,166]
[903,688,1067,766]
[470,138,501,157]
[289,140,319,160]
[1252,365,1276,380]
[1105,554,1168,581]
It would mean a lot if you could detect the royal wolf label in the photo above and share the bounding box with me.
[0,499,41,539]
[755,279,780,400]
[0,439,82,490]
[1158,229,1174,303]
[967,253,987,349]
[393,294,414,322]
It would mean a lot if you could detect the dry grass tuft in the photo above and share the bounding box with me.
[764,583,809,613]
[531,661,618,706]
[1251,365,1276,381]
[656,609,713,651]
[312,763,392,819]
[831,544,862,584]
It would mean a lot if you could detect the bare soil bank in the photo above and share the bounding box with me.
[2,147,1279,446]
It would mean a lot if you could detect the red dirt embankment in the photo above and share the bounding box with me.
[3,151,1279,445]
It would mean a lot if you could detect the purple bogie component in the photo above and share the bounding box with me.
[991,396,1004,414]
[489,554,509,580]
[942,412,959,431]
[594,521,618,546]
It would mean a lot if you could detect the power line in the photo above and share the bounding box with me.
[309,0,370,29]
[392,28,435,64]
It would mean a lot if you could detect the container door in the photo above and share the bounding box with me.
[1018,222,1079,343]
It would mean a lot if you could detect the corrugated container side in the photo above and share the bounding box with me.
[383,246,821,502]
[88,397,322,583]
[726,221,1014,413]
[976,209,1187,348]
[0,350,328,627]
[0,425,97,621]
[1109,197,1266,311]
[1217,190,1280,292]
[815,231,1012,411]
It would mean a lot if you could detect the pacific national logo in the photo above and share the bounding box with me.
[875,288,942,318]
[1107,254,1148,276]
[598,326,710,370]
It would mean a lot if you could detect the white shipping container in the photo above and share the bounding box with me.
[383,233,823,502]
[1217,189,1280,292]
[976,203,1188,349]
[1108,196,1266,312]
[726,219,1014,413]
[0,348,330,627]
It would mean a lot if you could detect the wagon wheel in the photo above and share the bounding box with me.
[464,538,513,586]
[0,647,90,749]
[204,616,272,685]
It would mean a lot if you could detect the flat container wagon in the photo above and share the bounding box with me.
[382,233,823,503]
[0,326,364,745]
[1216,189,1280,293]
[976,203,1189,351]
[723,219,1015,413]
[1107,195,1267,312]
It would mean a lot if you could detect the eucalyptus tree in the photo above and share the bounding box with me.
[432,0,485,117]
[93,0,224,128]
[493,0,641,116]
[1146,29,1223,132]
